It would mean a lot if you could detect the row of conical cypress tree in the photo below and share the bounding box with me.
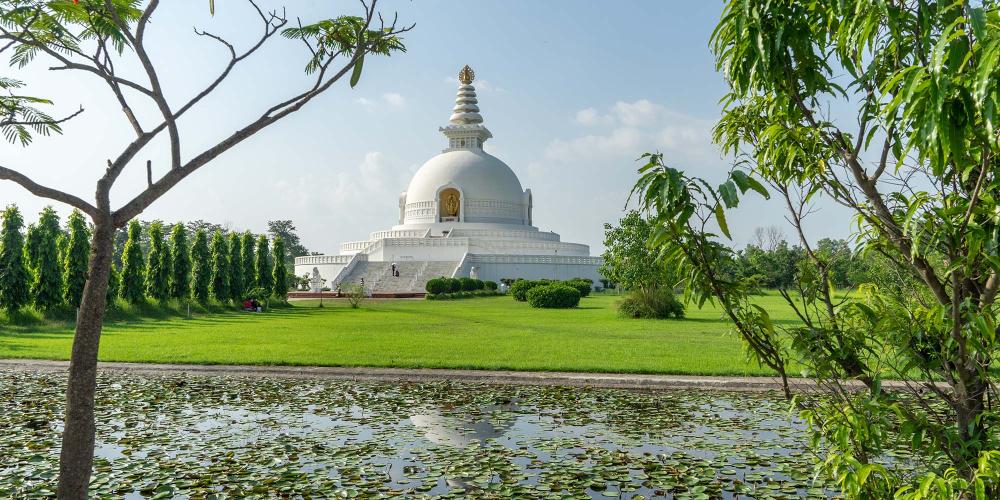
[0,204,288,314]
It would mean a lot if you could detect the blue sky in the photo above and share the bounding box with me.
[0,0,853,253]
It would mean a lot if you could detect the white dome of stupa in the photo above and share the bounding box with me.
[400,65,530,226]
[404,149,524,210]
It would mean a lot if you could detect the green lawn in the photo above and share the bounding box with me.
[0,293,802,376]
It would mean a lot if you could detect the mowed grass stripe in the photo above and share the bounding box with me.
[0,294,799,376]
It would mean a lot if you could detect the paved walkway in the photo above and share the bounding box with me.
[0,358,868,392]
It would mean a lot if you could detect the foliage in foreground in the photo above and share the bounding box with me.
[631,1,1000,497]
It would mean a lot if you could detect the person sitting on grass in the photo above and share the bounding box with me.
[242,299,253,311]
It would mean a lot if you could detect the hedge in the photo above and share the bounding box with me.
[563,278,593,297]
[425,277,449,295]
[425,290,502,300]
[526,284,581,308]
[458,277,476,291]
[510,279,548,301]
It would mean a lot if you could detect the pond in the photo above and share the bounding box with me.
[0,370,836,498]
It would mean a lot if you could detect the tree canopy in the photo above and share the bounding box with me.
[632,0,1000,496]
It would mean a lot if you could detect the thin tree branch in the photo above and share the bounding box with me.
[0,166,98,217]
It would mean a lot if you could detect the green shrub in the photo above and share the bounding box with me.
[510,279,544,301]
[424,289,501,300]
[472,278,485,290]
[484,280,498,291]
[617,288,685,319]
[526,284,581,308]
[458,277,477,291]
[445,277,462,293]
[564,278,593,297]
[425,277,449,295]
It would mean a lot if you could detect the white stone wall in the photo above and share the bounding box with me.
[455,254,603,284]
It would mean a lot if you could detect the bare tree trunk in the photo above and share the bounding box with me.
[57,217,114,499]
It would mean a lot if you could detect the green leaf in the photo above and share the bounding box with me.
[714,203,731,239]
[745,177,770,199]
[969,7,986,41]
[730,170,750,191]
[751,304,773,333]
[719,181,739,208]
[350,53,365,88]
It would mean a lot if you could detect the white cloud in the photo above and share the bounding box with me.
[612,99,664,127]
[274,151,409,251]
[356,94,405,109]
[544,99,717,164]
[574,107,602,126]
[382,92,405,107]
[544,128,641,161]
[658,125,710,151]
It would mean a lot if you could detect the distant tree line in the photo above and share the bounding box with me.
[0,204,307,314]
[601,213,907,297]
[721,226,908,293]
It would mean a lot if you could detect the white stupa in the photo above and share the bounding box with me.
[295,66,603,294]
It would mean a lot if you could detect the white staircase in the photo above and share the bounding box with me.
[336,261,458,294]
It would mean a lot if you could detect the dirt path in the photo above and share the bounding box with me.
[0,358,897,393]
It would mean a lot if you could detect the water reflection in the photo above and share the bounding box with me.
[409,402,519,447]
[1,371,862,498]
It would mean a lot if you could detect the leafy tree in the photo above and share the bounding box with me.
[599,210,675,294]
[56,230,68,266]
[186,219,227,236]
[745,241,803,290]
[813,238,853,288]
[118,220,145,304]
[0,205,30,312]
[632,1,1000,496]
[209,230,230,302]
[255,235,272,297]
[106,261,120,306]
[26,207,63,310]
[0,0,409,493]
[267,220,307,267]
[144,222,170,301]
[190,228,211,303]
[241,231,255,295]
[271,236,287,300]
[227,232,244,301]
[63,209,90,308]
[169,224,191,300]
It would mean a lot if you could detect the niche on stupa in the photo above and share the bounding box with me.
[438,187,461,222]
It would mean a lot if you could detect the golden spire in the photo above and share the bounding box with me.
[458,65,475,85]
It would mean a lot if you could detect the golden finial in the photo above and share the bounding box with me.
[458,65,475,85]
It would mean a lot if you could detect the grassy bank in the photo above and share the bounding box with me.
[0,293,800,376]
